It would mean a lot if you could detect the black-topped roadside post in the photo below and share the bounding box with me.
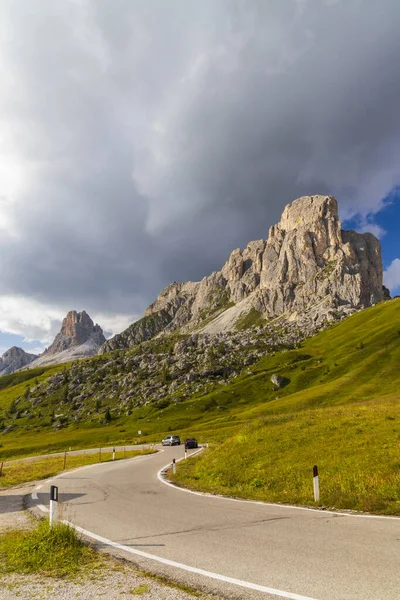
[50,485,59,526]
[313,465,320,502]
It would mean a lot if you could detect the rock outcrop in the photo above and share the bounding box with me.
[0,347,37,376]
[28,311,106,368]
[100,195,385,352]
[45,310,105,354]
[99,310,173,354]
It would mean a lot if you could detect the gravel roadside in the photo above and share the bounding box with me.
[0,567,215,600]
[0,486,221,600]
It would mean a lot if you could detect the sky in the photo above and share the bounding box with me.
[0,0,399,356]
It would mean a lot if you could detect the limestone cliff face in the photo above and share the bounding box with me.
[253,195,383,315]
[0,347,37,376]
[100,195,385,352]
[25,310,106,369]
[45,310,105,355]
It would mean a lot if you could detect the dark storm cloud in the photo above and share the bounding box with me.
[0,0,400,337]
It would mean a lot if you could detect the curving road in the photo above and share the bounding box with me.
[3,444,153,465]
[29,446,400,600]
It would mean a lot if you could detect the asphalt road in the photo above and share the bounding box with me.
[3,444,153,465]
[30,447,400,600]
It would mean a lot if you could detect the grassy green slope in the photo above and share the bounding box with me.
[1,297,399,515]
[174,299,400,514]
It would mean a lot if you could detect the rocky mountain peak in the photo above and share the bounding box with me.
[0,346,37,376]
[278,195,339,233]
[100,194,386,354]
[46,310,106,355]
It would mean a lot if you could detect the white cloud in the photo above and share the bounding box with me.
[0,295,134,348]
[0,296,65,344]
[0,0,400,333]
[383,259,400,295]
[90,312,138,339]
[352,219,386,240]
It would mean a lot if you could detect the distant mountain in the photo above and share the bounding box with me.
[100,195,386,353]
[0,346,37,376]
[28,310,106,368]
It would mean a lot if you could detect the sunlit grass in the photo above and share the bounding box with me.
[0,519,102,577]
[0,448,155,488]
[174,397,400,514]
[1,299,400,513]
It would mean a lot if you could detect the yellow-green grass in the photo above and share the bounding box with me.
[169,299,400,515]
[0,519,101,577]
[0,299,400,513]
[0,364,72,407]
[173,396,400,514]
[0,448,155,489]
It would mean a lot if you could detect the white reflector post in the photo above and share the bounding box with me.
[173,458,176,474]
[49,485,59,527]
[313,465,320,502]
[112,447,115,461]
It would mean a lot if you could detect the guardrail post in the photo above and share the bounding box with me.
[49,485,59,527]
[313,465,320,502]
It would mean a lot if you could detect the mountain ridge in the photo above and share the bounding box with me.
[0,347,37,376]
[100,194,386,353]
[16,310,106,372]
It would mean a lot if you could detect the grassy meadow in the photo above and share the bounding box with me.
[0,299,399,513]
[0,448,156,489]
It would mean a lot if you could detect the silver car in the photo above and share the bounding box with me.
[161,435,181,446]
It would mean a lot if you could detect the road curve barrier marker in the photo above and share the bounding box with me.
[49,485,59,527]
[313,465,320,503]
[157,451,400,520]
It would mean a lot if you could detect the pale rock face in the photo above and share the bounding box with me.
[45,310,106,354]
[0,346,37,376]
[253,195,383,316]
[27,311,106,368]
[100,195,385,352]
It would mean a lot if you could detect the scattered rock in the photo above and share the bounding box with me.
[271,374,289,389]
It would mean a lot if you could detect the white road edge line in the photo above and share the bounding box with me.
[61,519,318,600]
[32,448,318,599]
[157,449,400,521]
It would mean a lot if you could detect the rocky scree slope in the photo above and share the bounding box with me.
[101,195,385,353]
[0,347,37,376]
[5,314,326,432]
[28,310,106,369]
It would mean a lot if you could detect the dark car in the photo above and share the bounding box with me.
[184,438,198,449]
[162,435,181,446]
